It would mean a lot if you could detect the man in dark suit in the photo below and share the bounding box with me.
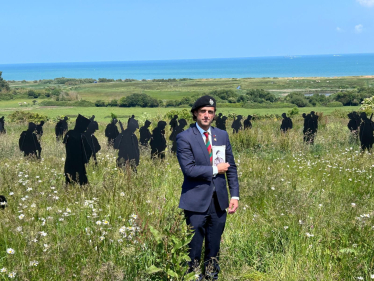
[176,95,239,280]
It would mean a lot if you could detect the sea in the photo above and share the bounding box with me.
[1,53,374,81]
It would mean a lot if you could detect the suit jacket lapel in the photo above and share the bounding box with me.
[192,125,210,164]
[211,126,218,146]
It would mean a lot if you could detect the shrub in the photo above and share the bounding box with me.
[107,99,118,107]
[118,93,159,107]
[95,100,107,107]
[39,100,95,107]
[8,111,49,123]
[0,93,14,100]
[287,107,300,116]
[164,109,192,121]
[27,90,40,98]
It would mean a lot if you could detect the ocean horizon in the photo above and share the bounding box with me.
[1,53,374,81]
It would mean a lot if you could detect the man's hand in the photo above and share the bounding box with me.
[228,199,238,214]
[217,162,230,174]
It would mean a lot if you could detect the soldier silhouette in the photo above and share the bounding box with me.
[19,122,42,159]
[128,114,135,125]
[231,115,243,134]
[0,116,6,134]
[170,119,187,153]
[303,112,318,144]
[0,195,7,209]
[55,116,68,141]
[150,121,167,159]
[221,115,228,131]
[36,121,45,139]
[348,112,360,140]
[302,113,308,142]
[243,115,253,130]
[63,114,92,186]
[169,115,178,132]
[359,112,374,151]
[105,118,120,147]
[215,113,223,129]
[114,118,140,171]
[82,118,101,165]
[280,113,293,132]
[139,120,152,146]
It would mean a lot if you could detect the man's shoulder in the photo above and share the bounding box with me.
[177,126,195,140]
[211,126,229,137]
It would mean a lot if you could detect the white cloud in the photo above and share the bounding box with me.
[336,27,344,32]
[357,0,374,7]
[355,24,363,33]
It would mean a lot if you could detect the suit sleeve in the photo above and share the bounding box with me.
[176,133,213,181]
[224,131,239,198]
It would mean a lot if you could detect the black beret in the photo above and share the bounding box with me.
[191,95,216,112]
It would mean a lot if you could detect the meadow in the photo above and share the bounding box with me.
[9,76,374,102]
[0,104,360,123]
[1,114,374,280]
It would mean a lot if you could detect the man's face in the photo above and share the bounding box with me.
[194,106,215,129]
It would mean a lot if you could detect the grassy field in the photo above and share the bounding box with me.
[8,76,374,102]
[0,103,361,123]
[1,116,374,280]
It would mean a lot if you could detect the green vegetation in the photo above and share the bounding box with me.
[1,116,374,280]
[0,72,10,92]
[2,76,373,111]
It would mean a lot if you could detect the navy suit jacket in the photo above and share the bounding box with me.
[176,124,239,212]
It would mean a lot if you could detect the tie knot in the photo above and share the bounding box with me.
[203,132,209,137]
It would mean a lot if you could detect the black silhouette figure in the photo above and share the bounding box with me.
[220,116,228,131]
[303,112,318,144]
[302,113,308,142]
[55,117,68,141]
[0,116,6,134]
[105,118,120,147]
[139,120,152,146]
[150,121,167,159]
[280,113,293,132]
[231,115,243,134]
[243,115,253,130]
[36,121,45,139]
[128,115,135,125]
[359,112,374,151]
[169,115,178,132]
[0,195,7,209]
[19,122,42,159]
[215,113,223,129]
[82,118,101,165]
[63,114,92,185]
[114,118,140,171]
[348,111,360,139]
[170,119,187,153]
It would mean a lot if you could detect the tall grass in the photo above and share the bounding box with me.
[1,117,373,280]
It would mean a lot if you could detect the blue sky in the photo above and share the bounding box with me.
[1,0,373,64]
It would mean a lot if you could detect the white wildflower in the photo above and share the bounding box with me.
[29,260,39,267]
[6,248,15,254]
